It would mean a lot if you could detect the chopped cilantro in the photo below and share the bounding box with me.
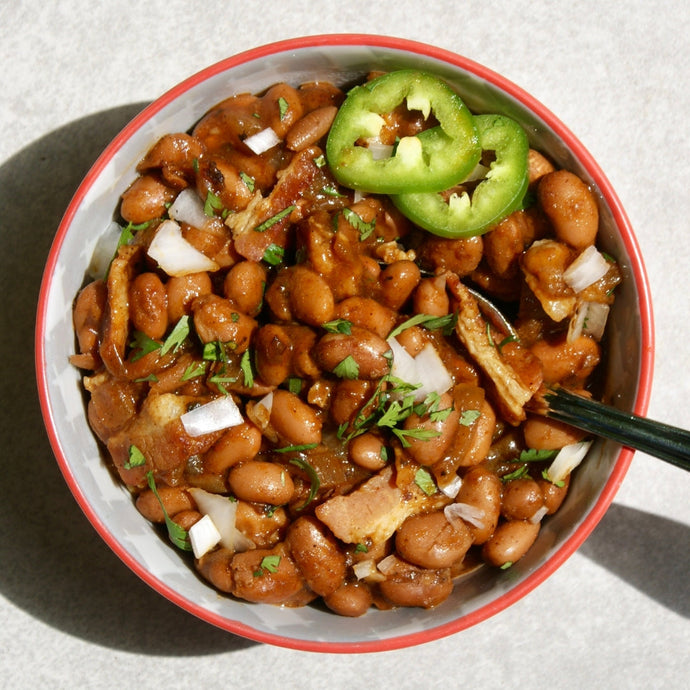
[160,315,190,355]
[459,409,481,426]
[278,97,289,120]
[289,457,320,510]
[520,448,558,463]
[321,318,352,335]
[239,171,255,192]
[239,349,254,388]
[146,470,191,551]
[333,355,359,379]
[342,207,376,240]
[414,467,437,496]
[181,361,207,381]
[262,243,285,266]
[124,444,146,469]
[254,205,295,233]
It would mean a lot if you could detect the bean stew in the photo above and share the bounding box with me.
[70,71,620,616]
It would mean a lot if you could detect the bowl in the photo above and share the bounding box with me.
[35,34,654,653]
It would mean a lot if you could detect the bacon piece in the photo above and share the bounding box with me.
[315,465,430,545]
[447,273,540,425]
[226,146,321,261]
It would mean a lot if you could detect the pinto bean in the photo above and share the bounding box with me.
[334,296,397,339]
[286,105,338,151]
[73,279,107,356]
[192,294,257,352]
[413,275,449,316]
[378,260,421,310]
[231,544,306,605]
[235,501,288,548]
[538,170,599,250]
[204,421,262,474]
[129,272,168,340]
[329,379,376,427]
[416,235,483,276]
[196,547,234,593]
[196,157,254,212]
[269,389,322,446]
[287,516,346,596]
[482,519,541,567]
[454,466,502,544]
[530,334,600,385]
[538,474,571,514]
[253,324,292,386]
[172,509,203,532]
[227,461,295,505]
[324,581,373,617]
[396,511,473,570]
[166,272,212,323]
[137,132,205,189]
[527,149,556,188]
[120,174,175,224]
[501,478,545,521]
[313,326,392,379]
[135,485,194,523]
[348,432,388,471]
[259,83,304,138]
[523,415,587,450]
[287,265,335,326]
[223,260,267,316]
[378,556,453,609]
[403,391,461,466]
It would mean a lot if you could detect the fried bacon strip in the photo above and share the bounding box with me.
[226,146,322,261]
[446,273,539,424]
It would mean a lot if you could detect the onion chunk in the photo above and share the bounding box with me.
[180,396,243,437]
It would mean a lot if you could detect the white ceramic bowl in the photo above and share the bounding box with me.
[36,34,654,653]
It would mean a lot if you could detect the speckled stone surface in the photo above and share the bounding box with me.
[1,2,688,687]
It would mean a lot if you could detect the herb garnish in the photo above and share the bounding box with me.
[342,207,376,240]
[146,469,191,551]
[254,205,295,233]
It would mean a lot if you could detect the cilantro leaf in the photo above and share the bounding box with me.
[160,315,190,355]
[240,349,254,388]
[333,355,359,379]
[342,208,376,240]
[146,470,191,551]
[322,318,353,335]
[414,467,437,496]
[289,457,321,510]
[254,205,295,233]
[262,243,285,266]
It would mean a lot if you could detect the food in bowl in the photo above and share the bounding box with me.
[69,67,622,616]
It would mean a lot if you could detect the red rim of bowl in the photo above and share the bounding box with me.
[35,33,654,654]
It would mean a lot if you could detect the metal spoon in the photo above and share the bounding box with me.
[466,286,690,472]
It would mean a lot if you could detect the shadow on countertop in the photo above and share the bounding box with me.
[0,105,254,655]
[0,106,687,657]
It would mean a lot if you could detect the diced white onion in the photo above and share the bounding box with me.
[567,301,611,343]
[188,514,222,559]
[256,391,274,415]
[180,396,243,437]
[366,139,394,161]
[353,560,377,580]
[563,245,610,293]
[444,502,486,530]
[464,162,491,182]
[353,189,367,203]
[387,337,420,391]
[439,475,463,499]
[386,338,453,402]
[377,554,398,575]
[188,488,254,553]
[529,505,550,525]
[88,221,122,279]
[546,440,592,483]
[168,187,209,229]
[412,344,454,400]
[244,127,280,154]
[147,219,219,277]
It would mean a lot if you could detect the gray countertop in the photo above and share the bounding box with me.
[1,1,688,687]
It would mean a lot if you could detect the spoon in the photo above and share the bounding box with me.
[467,286,690,472]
